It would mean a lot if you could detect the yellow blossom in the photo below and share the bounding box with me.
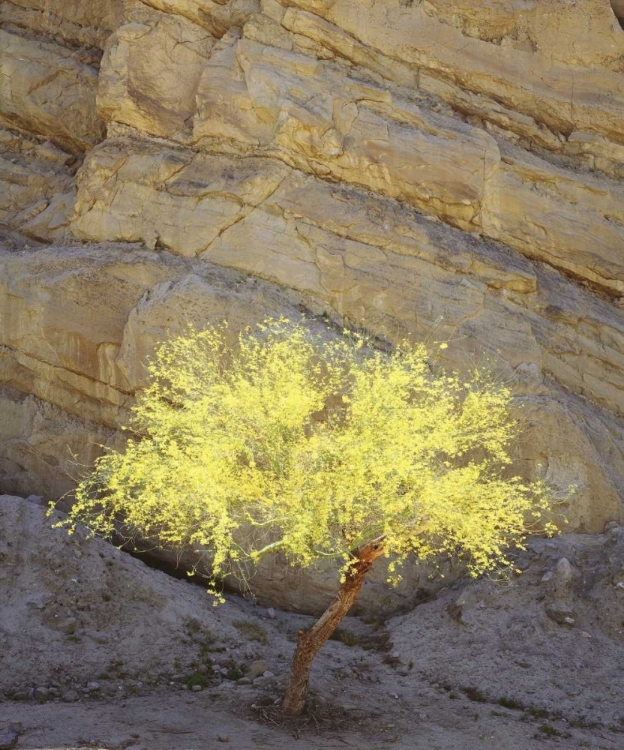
[57,318,562,593]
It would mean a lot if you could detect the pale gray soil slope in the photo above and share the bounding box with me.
[1,495,623,749]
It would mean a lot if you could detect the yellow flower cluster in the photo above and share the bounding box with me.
[61,318,558,594]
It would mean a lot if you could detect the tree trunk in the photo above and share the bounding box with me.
[281,537,386,716]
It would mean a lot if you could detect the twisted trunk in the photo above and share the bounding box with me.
[281,537,386,716]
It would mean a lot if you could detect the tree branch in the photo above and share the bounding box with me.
[251,538,286,561]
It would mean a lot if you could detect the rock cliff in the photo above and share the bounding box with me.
[1,1,622,556]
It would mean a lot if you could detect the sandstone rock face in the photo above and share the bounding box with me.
[0,1,124,49]
[0,128,76,238]
[1,0,623,610]
[98,3,217,140]
[0,29,103,152]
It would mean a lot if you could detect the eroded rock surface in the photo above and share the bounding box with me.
[1,0,623,586]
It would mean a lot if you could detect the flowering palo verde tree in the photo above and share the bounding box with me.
[61,318,554,715]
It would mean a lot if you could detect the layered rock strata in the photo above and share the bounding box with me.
[1,1,623,595]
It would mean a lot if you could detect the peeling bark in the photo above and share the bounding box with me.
[281,537,386,716]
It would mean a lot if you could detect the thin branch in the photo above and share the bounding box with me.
[251,539,286,561]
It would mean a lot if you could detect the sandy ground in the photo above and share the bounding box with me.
[1,495,623,749]
[4,688,622,750]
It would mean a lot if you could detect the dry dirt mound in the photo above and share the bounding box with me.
[0,494,294,699]
[390,529,624,729]
[1,495,623,750]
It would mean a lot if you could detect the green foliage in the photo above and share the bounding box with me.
[61,318,556,596]
[524,706,563,721]
[536,723,565,738]
[332,629,360,647]
[225,666,244,681]
[233,620,268,644]
[497,696,524,711]
[184,671,212,689]
[464,686,489,703]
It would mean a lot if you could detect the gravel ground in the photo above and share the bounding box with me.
[1,495,622,749]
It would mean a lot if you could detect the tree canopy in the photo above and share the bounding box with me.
[65,318,554,593]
